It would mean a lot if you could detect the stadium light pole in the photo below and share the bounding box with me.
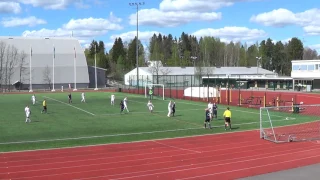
[190,56,197,75]
[52,44,55,92]
[129,1,144,91]
[29,46,33,92]
[94,44,98,90]
[73,46,77,91]
[256,56,262,75]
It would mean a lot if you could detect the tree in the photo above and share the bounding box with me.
[0,41,6,89]
[8,46,19,91]
[282,43,292,76]
[272,41,286,74]
[288,37,304,60]
[239,45,247,66]
[148,61,163,84]
[2,45,18,91]
[247,44,259,66]
[43,65,52,90]
[18,51,29,91]
[127,37,145,70]
[92,33,320,83]
[303,48,318,60]
[113,55,125,81]
[111,38,126,63]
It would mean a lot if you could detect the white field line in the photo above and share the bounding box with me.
[115,93,268,116]
[0,118,300,146]
[97,108,203,116]
[120,96,298,122]
[0,128,201,145]
[0,91,311,153]
[0,92,306,147]
[43,96,95,116]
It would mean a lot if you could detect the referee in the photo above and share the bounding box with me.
[149,88,153,100]
[223,107,232,130]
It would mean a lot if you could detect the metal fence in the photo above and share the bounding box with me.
[117,74,299,108]
[126,74,293,89]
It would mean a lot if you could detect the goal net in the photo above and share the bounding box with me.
[260,104,320,143]
[144,84,165,100]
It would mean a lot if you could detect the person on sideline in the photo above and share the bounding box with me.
[223,107,232,130]
[149,88,153,100]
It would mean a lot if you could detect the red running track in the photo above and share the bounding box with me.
[1,130,320,180]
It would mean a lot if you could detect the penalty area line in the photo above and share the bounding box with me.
[43,96,95,116]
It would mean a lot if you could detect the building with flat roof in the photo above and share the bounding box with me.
[291,60,320,90]
[0,36,89,90]
[125,66,292,89]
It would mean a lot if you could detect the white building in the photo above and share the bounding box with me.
[124,66,290,89]
[291,60,319,90]
[0,36,89,90]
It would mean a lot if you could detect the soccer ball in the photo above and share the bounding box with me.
[285,117,289,120]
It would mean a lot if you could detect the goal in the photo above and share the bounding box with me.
[144,84,165,100]
[260,104,320,143]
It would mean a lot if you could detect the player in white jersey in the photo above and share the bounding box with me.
[208,102,213,120]
[147,100,154,113]
[25,105,31,123]
[111,94,115,105]
[123,97,129,112]
[31,94,36,105]
[167,101,172,117]
[81,92,86,103]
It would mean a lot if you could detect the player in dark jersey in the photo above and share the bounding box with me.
[171,102,176,116]
[120,100,124,114]
[212,103,218,119]
[68,93,72,103]
[204,108,212,129]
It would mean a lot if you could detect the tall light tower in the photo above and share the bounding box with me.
[256,56,262,75]
[129,2,144,91]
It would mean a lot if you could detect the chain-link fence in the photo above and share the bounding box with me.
[114,74,300,108]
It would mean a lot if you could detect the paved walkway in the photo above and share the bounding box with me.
[239,163,320,180]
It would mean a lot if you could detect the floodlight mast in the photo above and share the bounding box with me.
[256,56,262,75]
[129,2,144,91]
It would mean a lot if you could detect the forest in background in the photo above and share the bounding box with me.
[84,32,320,80]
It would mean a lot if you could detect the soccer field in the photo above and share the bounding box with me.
[0,91,315,152]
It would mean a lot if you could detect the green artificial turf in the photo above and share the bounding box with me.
[0,91,315,152]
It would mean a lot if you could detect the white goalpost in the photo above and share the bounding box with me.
[144,84,165,100]
[260,104,320,143]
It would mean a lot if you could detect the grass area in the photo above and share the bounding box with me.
[0,91,316,152]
